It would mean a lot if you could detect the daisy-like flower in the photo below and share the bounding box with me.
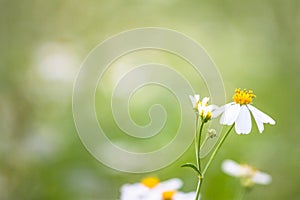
[222,159,272,187]
[214,88,275,134]
[189,94,217,123]
[120,177,189,200]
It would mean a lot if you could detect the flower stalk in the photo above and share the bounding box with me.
[203,124,234,175]
[194,124,234,200]
[197,122,204,171]
[195,121,204,200]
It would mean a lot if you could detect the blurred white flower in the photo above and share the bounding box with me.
[34,42,78,81]
[120,177,196,200]
[22,127,62,161]
[189,95,218,122]
[214,89,275,134]
[222,159,272,187]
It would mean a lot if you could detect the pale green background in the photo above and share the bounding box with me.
[1,0,299,199]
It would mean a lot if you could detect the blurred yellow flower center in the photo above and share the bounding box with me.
[240,164,258,187]
[233,88,256,105]
[162,190,176,200]
[141,177,159,188]
[240,164,257,176]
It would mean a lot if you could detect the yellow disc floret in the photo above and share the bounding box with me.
[233,88,256,105]
[141,177,160,188]
[162,190,176,200]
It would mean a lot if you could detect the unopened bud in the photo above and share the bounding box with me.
[208,129,217,138]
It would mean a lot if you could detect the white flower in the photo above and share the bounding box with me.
[120,177,183,200]
[214,89,275,134]
[222,159,272,187]
[189,95,218,122]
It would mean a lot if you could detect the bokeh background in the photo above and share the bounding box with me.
[1,0,299,199]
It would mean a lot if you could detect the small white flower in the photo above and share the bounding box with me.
[189,95,218,122]
[120,177,183,200]
[214,89,275,134]
[222,159,272,187]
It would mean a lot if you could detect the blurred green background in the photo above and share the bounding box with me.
[1,0,299,199]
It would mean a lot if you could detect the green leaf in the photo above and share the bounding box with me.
[181,163,202,176]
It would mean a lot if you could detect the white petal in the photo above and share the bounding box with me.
[174,191,197,200]
[206,105,214,111]
[144,191,161,200]
[156,178,182,192]
[220,103,240,125]
[189,95,197,107]
[248,105,275,133]
[221,159,242,177]
[235,105,252,134]
[142,179,183,200]
[120,183,148,200]
[197,103,204,112]
[211,104,225,118]
[202,97,210,105]
[189,94,201,108]
[252,171,272,185]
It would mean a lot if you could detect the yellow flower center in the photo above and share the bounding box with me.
[240,164,257,176]
[233,88,256,105]
[162,190,176,200]
[240,164,258,187]
[141,177,159,188]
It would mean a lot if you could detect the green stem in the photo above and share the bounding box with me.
[195,177,203,200]
[197,122,205,171]
[202,124,234,175]
[195,115,199,167]
[194,121,205,200]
